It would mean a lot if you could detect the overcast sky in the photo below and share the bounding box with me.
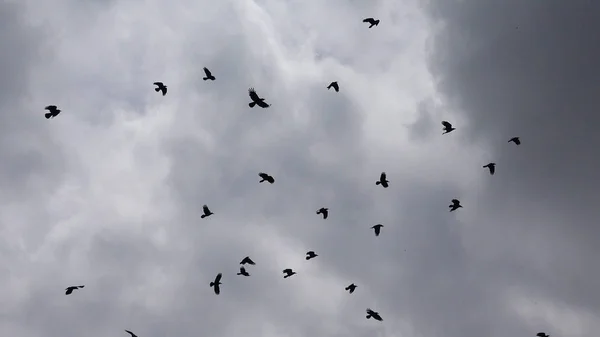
[1,0,598,336]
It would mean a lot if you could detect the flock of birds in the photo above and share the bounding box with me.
[42,16,550,337]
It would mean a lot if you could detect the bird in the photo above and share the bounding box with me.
[44,105,61,119]
[65,285,84,295]
[305,251,318,260]
[258,172,275,184]
[124,330,138,337]
[283,268,296,278]
[536,333,549,337]
[316,207,329,219]
[210,273,222,295]
[202,67,216,81]
[200,204,213,218]
[363,18,380,28]
[153,82,167,96]
[483,162,496,175]
[345,283,357,294]
[240,256,256,265]
[442,121,455,134]
[376,172,389,188]
[327,81,339,92]
[248,88,270,108]
[449,199,462,211]
[508,136,521,145]
[237,266,250,277]
[371,224,383,236]
[366,308,383,321]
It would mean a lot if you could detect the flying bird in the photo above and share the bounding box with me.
[536,333,549,337]
[362,18,380,28]
[124,330,138,337]
[248,88,270,108]
[201,204,213,218]
[483,162,496,175]
[442,121,455,134]
[44,105,61,119]
[316,207,329,219]
[210,273,222,295]
[508,137,521,145]
[376,172,389,188]
[202,67,216,81]
[283,268,297,278]
[449,199,462,211]
[237,266,250,277]
[345,283,357,294]
[65,285,84,295]
[366,308,383,321]
[305,251,318,260]
[371,224,383,236]
[258,172,275,184]
[240,256,256,265]
[327,81,339,92]
[153,82,167,96]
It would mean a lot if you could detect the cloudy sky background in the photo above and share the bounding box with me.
[1,0,599,336]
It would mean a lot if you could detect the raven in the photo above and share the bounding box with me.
[345,283,357,294]
[449,199,462,212]
[248,88,270,108]
[509,137,521,145]
[305,251,318,260]
[363,18,380,28]
[376,172,389,188]
[366,308,383,321]
[258,172,275,184]
[283,268,296,278]
[201,204,213,218]
[210,273,222,295]
[45,105,61,119]
[316,207,329,219]
[536,333,549,337]
[65,285,84,295]
[202,67,216,81]
[327,81,339,92]
[483,162,496,175]
[442,121,455,134]
[240,256,256,265]
[153,82,167,96]
[237,266,250,277]
[371,224,383,236]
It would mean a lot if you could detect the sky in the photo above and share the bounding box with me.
[0,0,598,336]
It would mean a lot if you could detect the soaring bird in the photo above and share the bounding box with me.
[124,330,138,337]
[202,67,216,81]
[509,137,521,145]
[305,251,318,260]
[536,333,549,337]
[362,18,380,28]
[449,199,462,211]
[153,82,167,96]
[371,224,383,236]
[283,268,297,278]
[345,283,357,294]
[237,266,250,277]
[442,121,455,134]
[44,105,61,119]
[258,172,275,184]
[65,285,84,295]
[483,162,496,175]
[376,172,389,188]
[316,207,329,219]
[201,204,213,218]
[248,88,270,108]
[210,273,222,295]
[366,308,383,321]
[327,81,339,92]
[240,256,256,265]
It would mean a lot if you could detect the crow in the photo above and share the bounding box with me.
[376,172,389,188]
[44,105,61,119]
[124,330,138,337]
[449,199,462,211]
[240,256,256,265]
[442,121,455,134]
[316,207,328,219]
[283,268,296,278]
[366,308,383,321]
[202,67,216,81]
[536,333,549,337]
[210,273,222,295]
[371,224,383,236]
[483,162,496,175]
[305,251,318,260]
[509,137,521,145]
[237,266,250,277]
[345,283,357,294]
[201,204,213,218]
[65,285,84,295]
[248,88,270,108]
[153,82,167,96]
[327,81,339,92]
[363,18,380,28]
[258,172,275,184]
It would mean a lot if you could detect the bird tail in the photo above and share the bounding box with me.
[236,272,242,275]
[305,256,310,260]
[201,214,206,218]
[376,181,381,185]
[155,87,160,92]
[366,314,372,319]
[249,102,256,108]
[45,113,52,119]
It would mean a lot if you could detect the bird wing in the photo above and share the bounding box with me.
[259,172,268,179]
[45,105,56,110]
[452,199,459,203]
[203,204,210,213]
[366,308,374,314]
[363,18,373,23]
[256,99,270,108]
[240,266,246,272]
[214,273,222,283]
[241,256,255,264]
[125,330,136,337]
[373,313,383,321]
[248,88,260,101]
[153,82,162,86]
[203,67,212,76]
[65,288,73,295]
[441,121,452,128]
[283,269,292,273]
[380,172,386,180]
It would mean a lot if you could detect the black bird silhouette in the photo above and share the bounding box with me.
[248,88,270,108]
[449,199,462,211]
[202,67,216,81]
[483,162,496,175]
[363,18,380,28]
[442,121,455,134]
[65,285,84,295]
[201,204,213,218]
[258,172,275,184]
[376,172,389,188]
[240,256,256,265]
[153,82,167,96]
[44,105,61,119]
[237,266,250,277]
[371,224,383,236]
[509,137,521,145]
[283,268,296,278]
[305,251,318,260]
[366,308,383,321]
[327,81,339,92]
[124,330,138,337]
[536,333,549,337]
[345,283,357,294]
[316,207,329,219]
[210,273,222,295]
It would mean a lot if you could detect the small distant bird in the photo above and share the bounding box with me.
[442,121,455,134]
[202,67,216,81]
[508,137,521,145]
[201,204,213,218]
[240,256,256,265]
[376,172,389,188]
[305,251,318,260]
[258,172,275,184]
[327,81,339,92]
[44,105,61,119]
[483,162,496,175]
[345,283,357,294]
[366,308,383,321]
[65,285,84,295]
[363,18,380,28]
[283,268,297,278]
[124,330,138,337]
[248,88,270,108]
[153,82,167,96]
[371,224,383,236]
[210,273,222,295]
[316,207,329,219]
[237,266,250,277]
[536,333,549,337]
[449,199,462,211]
